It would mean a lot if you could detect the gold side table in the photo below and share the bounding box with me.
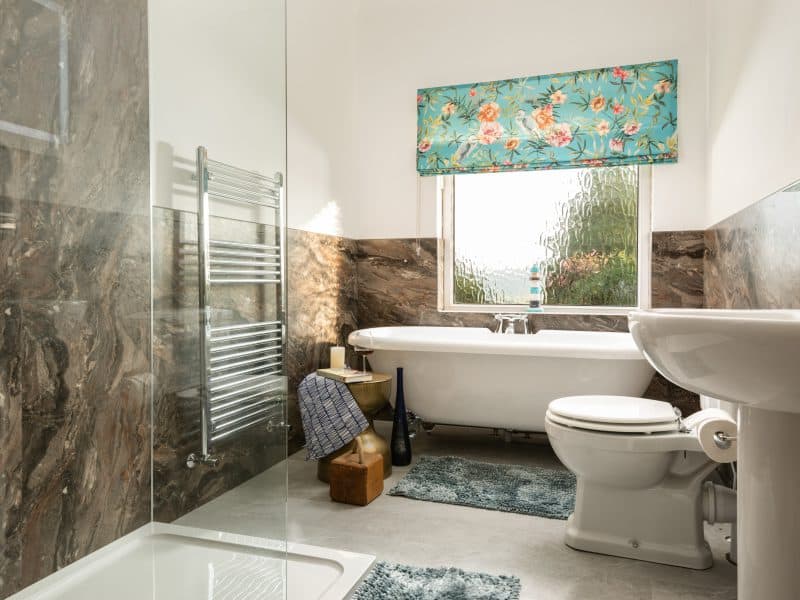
[317,372,392,483]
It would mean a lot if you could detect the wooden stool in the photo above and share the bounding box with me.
[318,372,392,482]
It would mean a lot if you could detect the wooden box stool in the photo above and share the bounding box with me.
[329,439,384,506]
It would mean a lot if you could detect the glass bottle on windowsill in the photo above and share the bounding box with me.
[391,367,412,466]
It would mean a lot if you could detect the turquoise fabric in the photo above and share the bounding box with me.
[416,60,678,175]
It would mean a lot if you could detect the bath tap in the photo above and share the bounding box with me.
[493,313,529,334]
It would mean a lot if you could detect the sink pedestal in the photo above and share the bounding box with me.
[738,406,800,599]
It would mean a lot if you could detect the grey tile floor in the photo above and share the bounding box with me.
[179,422,738,599]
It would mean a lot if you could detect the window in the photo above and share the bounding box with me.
[439,165,651,314]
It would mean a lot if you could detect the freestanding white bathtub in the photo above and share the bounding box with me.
[348,326,654,432]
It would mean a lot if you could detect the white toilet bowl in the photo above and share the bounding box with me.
[545,395,736,570]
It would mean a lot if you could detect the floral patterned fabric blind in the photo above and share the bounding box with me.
[416,60,678,176]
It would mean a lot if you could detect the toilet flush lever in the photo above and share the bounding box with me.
[713,431,737,450]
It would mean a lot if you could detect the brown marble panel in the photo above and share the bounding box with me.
[0,0,151,594]
[287,228,358,454]
[354,238,626,332]
[651,231,705,309]
[705,185,800,310]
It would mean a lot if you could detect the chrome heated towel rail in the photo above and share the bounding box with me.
[187,146,287,468]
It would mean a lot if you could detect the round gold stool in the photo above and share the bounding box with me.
[317,372,392,482]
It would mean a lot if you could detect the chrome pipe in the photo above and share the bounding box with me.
[196,146,213,459]
[209,345,282,363]
[211,398,282,424]
[209,371,281,394]
[210,416,270,442]
[209,354,282,373]
[208,176,279,198]
[210,320,281,332]
[209,360,283,383]
[209,248,279,259]
[209,172,279,196]
[207,158,280,186]
[208,190,279,209]
[209,278,281,284]
[210,259,281,267]
[212,406,274,430]
[210,327,280,343]
[210,376,282,403]
[210,268,280,276]
[210,336,282,353]
[210,240,279,250]
[210,386,284,413]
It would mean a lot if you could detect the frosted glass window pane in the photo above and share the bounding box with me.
[453,166,638,306]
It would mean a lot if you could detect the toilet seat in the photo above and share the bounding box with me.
[547,395,679,434]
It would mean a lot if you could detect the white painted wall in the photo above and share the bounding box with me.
[286,0,358,236]
[149,0,286,224]
[706,0,800,226]
[328,0,708,238]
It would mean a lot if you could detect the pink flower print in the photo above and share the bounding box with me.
[550,90,567,105]
[532,104,556,129]
[623,120,641,136]
[595,120,610,136]
[654,79,672,94]
[612,66,630,81]
[611,102,625,115]
[469,88,477,97]
[441,102,457,116]
[589,95,606,113]
[546,123,573,148]
[417,139,432,153]
[417,94,423,104]
[477,120,504,145]
[609,138,625,153]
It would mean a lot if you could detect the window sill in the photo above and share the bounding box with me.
[439,304,638,316]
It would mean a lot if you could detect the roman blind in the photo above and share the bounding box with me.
[416,59,678,176]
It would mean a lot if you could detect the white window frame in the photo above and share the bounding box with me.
[437,166,652,315]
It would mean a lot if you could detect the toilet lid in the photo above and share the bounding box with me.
[547,395,679,433]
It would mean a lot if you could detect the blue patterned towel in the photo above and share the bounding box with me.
[298,373,369,460]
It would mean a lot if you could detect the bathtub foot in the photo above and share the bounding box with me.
[503,429,513,443]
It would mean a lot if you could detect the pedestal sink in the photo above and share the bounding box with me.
[629,309,800,600]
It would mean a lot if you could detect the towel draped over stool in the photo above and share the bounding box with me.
[297,373,369,460]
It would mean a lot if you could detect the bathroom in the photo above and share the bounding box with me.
[1,0,799,598]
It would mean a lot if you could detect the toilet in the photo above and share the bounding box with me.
[545,395,737,570]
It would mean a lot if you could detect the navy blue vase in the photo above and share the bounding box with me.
[391,367,412,466]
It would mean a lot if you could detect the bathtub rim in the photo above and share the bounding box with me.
[348,326,647,361]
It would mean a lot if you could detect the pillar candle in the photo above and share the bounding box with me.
[330,346,345,369]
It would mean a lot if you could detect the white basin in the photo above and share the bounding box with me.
[628,308,800,600]
[629,309,800,413]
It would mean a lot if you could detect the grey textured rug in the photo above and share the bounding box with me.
[388,455,576,519]
[352,561,520,600]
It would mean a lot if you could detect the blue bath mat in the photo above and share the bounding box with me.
[388,455,575,520]
[352,561,520,600]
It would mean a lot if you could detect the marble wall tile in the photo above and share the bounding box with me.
[651,231,705,309]
[354,238,627,332]
[287,228,358,455]
[705,186,800,310]
[0,0,151,594]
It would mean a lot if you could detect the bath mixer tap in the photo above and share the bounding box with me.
[493,313,529,334]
